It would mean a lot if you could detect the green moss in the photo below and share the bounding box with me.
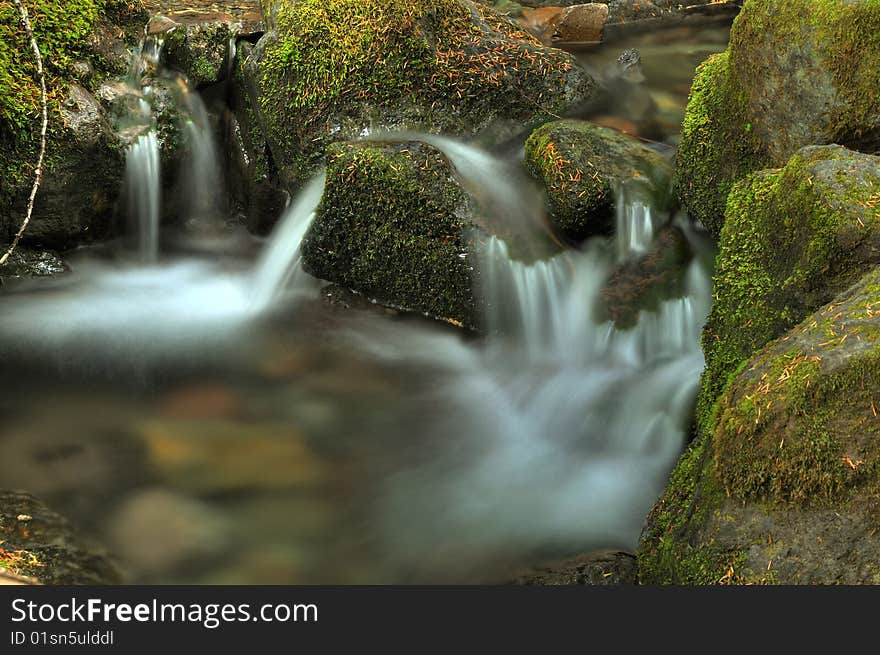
[675,0,880,239]
[673,51,760,239]
[256,0,587,184]
[525,119,672,242]
[301,141,479,326]
[697,145,880,438]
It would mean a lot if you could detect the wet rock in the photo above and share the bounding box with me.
[512,551,638,585]
[240,0,595,187]
[0,490,119,585]
[675,0,880,238]
[106,488,231,579]
[0,248,67,286]
[139,418,327,493]
[639,268,880,584]
[599,224,692,329]
[301,141,483,328]
[525,120,672,242]
[160,18,241,88]
[698,145,880,438]
[554,3,609,44]
[0,1,148,250]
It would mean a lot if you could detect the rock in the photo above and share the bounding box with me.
[138,418,327,493]
[0,0,148,250]
[639,268,880,584]
[599,224,692,329]
[675,0,880,238]
[525,120,672,242]
[301,140,483,327]
[512,550,638,584]
[161,19,241,88]
[554,4,609,44]
[240,0,596,188]
[0,248,67,286]
[698,145,880,437]
[0,490,119,584]
[106,488,231,579]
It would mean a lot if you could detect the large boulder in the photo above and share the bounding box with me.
[239,0,595,189]
[301,141,483,328]
[0,0,148,249]
[639,268,880,584]
[0,490,119,584]
[675,0,880,238]
[160,18,241,89]
[525,120,672,242]
[698,145,880,435]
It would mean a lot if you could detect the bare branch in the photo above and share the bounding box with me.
[0,0,49,266]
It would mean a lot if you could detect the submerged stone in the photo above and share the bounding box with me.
[639,268,880,584]
[525,120,672,243]
[675,0,880,238]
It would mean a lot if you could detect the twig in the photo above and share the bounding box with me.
[0,0,48,266]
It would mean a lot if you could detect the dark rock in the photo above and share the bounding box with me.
[0,490,119,585]
[301,140,483,328]
[525,120,672,242]
[0,248,67,287]
[161,19,240,88]
[512,550,638,584]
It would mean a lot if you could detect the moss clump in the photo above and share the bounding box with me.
[253,0,593,185]
[697,145,880,437]
[675,0,880,239]
[525,119,672,243]
[301,141,481,327]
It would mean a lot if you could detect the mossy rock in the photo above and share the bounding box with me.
[639,268,880,584]
[301,141,483,328]
[0,0,148,249]
[243,0,595,188]
[525,120,672,243]
[675,0,880,239]
[698,145,880,437]
[0,490,120,585]
[161,19,240,89]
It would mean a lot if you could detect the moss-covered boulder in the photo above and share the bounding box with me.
[0,0,148,249]
[240,0,595,189]
[640,268,880,584]
[0,490,119,584]
[698,145,880,436]
[525,120,672,242]
[301,141,483,327]
[676,0,880,239]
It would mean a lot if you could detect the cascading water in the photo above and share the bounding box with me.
[179,88,223,225]
[250,174,326,310]
[125,130,161,262]
[615,181,657,261]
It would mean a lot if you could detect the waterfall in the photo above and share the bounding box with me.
[615,182,657,261]
[250,174,326,309]
[125,131,161,262]
[179,88,223,224]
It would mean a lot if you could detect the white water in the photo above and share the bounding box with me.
[180,90,223,224]
[615,182,657,260]
[125,131,161,262]
[250,174,326,310]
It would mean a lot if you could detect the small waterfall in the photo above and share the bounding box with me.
[250,174,326,309]
[615,182,657,261]
[179,88,223,224]
[125,131,161,262]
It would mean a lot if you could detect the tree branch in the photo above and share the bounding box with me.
[0,0,48,266]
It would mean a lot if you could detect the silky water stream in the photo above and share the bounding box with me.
[0,31,722,584]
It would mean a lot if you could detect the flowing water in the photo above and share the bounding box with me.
[0,29,722,583]
[125,130,161,262]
